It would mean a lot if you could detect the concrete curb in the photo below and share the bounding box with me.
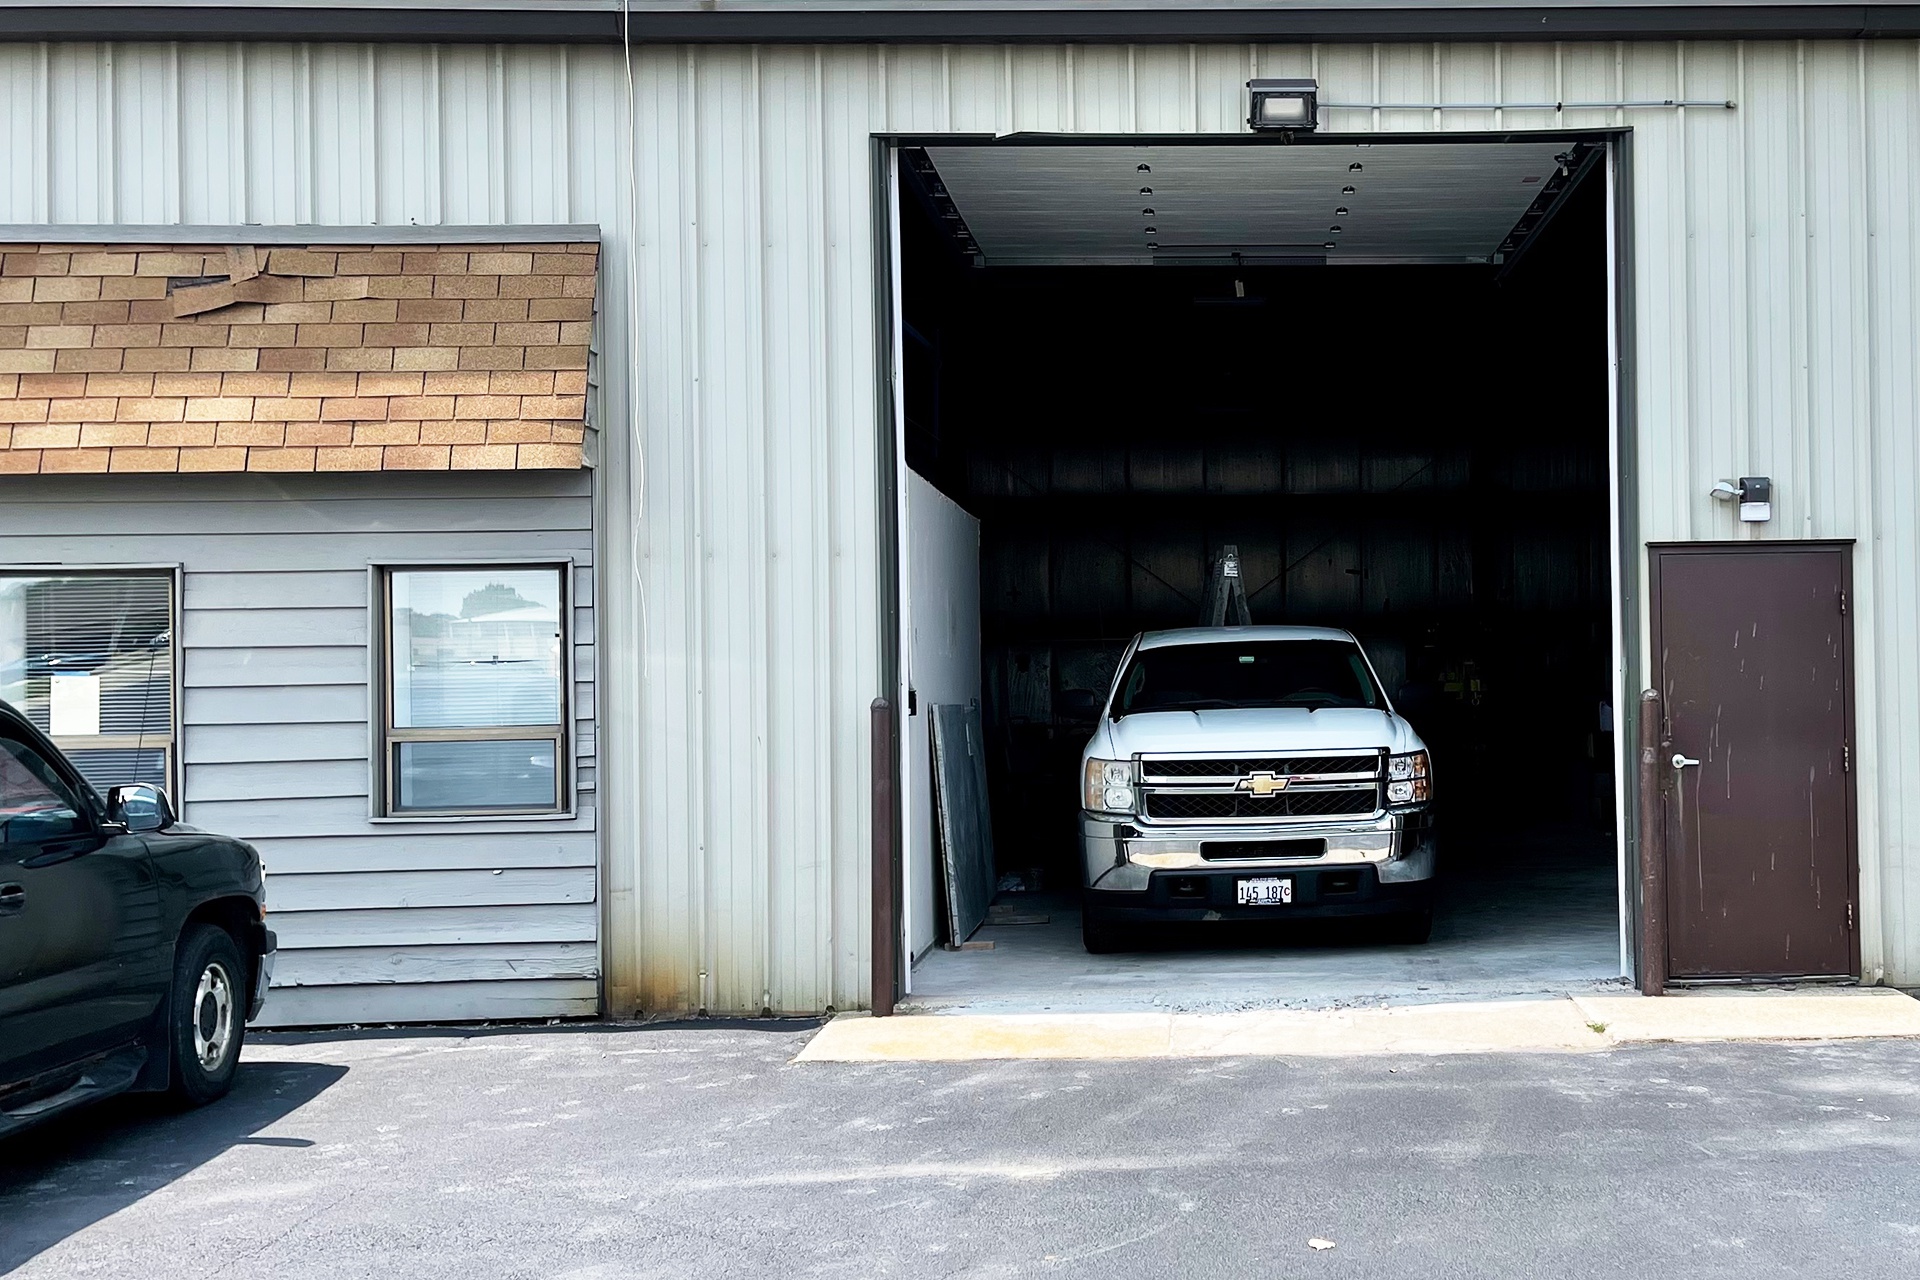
[794,989,1920,1062]
[1574,988,1920,1045]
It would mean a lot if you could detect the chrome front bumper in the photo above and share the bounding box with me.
[1081,810,1435,894]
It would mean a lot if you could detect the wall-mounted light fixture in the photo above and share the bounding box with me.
[1711,477,1773,522]
[1247,78,1319,132]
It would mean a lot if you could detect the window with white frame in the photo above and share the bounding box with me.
[0,571,175,795]
[380,565,569,817]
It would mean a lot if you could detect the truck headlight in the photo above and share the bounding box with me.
[1084,758,1136,813]
[1387,750,1431,806]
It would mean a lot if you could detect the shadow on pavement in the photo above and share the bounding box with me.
[0,1059,347,1273]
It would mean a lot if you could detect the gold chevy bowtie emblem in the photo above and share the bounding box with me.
[1236,771,1291,796]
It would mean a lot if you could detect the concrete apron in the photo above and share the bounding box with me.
[796,989,1920,1062]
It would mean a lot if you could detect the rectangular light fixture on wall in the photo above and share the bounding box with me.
[1247,79,1319,132]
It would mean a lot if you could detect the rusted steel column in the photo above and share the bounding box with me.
[1638,688,1668,996]
[871,697,898,1017]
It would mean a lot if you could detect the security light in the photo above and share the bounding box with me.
[1711,477,1773,522]
[1247,78,1319,132]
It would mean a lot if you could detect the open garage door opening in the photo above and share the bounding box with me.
[891,136,1626,1011]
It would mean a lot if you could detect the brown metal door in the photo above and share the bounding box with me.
[1650,542,1857,979]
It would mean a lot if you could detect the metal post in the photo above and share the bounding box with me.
[1637,688,1668,996]
[870,697,898,1017]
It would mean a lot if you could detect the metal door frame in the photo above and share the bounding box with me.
[872,129,1641,1005]
[1646,539,1862,981]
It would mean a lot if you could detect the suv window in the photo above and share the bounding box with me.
[1117,639,1382,715]
[0,736,89,846]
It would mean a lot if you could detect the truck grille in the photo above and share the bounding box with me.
[1137,750,1383,825]
[1143,790,1378,820]
[1143,755,1379,781]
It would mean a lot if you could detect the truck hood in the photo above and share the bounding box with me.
[1091,707,1424,759]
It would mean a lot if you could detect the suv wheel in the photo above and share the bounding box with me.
[168,923,247,1105]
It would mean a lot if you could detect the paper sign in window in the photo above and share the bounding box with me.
[50,673,102,737]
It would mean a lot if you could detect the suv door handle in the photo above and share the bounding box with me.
[1671,753,1701,770]
[0,883,23,915]
[20,836,97,869]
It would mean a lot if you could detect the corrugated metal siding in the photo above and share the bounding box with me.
[0,472,600,1026]
[5,37,1917,1003]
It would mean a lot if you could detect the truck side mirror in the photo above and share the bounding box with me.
[108,783,175,834]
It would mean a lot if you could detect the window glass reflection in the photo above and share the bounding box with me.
[390,569,562,729]
[395,739,558,812]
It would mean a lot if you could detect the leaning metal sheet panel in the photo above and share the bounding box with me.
[930,702,996,947]
[6,37,1918,1006]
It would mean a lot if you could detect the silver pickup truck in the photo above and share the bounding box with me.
[1078,625,1435,952]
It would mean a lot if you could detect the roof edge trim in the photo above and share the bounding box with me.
[0,223,603,244]
[3,5,1920,43]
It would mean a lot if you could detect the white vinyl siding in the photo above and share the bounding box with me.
[0,472,599,1027]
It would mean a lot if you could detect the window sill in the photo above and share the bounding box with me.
[368,808,578,825]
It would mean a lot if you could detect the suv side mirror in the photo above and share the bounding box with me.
[108,783,175,834]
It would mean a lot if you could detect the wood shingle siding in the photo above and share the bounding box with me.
[0,471,600,1027]
[0,241,596,474]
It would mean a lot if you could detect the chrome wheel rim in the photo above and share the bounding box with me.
[193,961,235,1073]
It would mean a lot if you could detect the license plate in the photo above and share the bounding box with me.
[1236,877,1293,906]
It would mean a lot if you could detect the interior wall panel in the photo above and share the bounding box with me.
[4,36,1917,1006]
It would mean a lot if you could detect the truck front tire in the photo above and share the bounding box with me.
[1082,912,1132,954]
[1388,905,1435,945]
[167,923,247,1106]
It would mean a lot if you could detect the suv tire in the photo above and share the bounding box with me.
[167,923,247,1106]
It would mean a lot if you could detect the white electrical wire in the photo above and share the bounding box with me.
[1320,98,1734,111]
[620,0,649,694]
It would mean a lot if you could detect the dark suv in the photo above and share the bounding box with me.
[1,700,274,1137]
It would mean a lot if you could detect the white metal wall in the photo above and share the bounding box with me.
[905,471,983,962]
[5,37,1917,1006]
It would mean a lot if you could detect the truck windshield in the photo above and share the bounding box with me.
[1114,639,1382,716]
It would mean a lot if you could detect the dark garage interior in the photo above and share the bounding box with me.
[898,140,1623,1003]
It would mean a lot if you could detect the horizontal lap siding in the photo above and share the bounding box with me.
[0,471,599,1026]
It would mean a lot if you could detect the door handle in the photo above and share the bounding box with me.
[1671,753,1701,770]
[0,883,23,915]
[20,836,96,869]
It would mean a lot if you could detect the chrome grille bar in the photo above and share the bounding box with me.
[1136,749,1385,825]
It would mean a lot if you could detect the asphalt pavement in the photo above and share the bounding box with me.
[3,1022,1919,1278]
